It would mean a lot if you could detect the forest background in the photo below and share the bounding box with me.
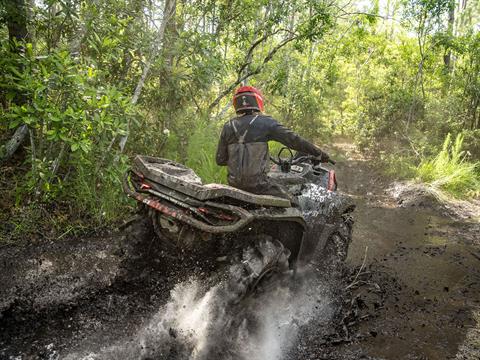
[1,0,479,241]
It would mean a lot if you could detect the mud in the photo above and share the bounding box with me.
[329,139,480,359]
[1,139,479,359]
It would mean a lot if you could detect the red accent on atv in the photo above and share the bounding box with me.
[327,170,337,191]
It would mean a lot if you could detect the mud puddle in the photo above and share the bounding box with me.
[0,241,340,360]
[1,139,479,360]
[327,140,480,359]
[0,215,344,360]
[343,201,479,359]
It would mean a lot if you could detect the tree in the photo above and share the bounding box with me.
[1,0,30,163]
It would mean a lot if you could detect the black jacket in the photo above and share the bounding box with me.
[215,113,322,167]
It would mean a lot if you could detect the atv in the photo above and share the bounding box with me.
[123,147,354,298]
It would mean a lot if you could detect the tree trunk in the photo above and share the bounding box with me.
[1,0,30,164]
[118,0,176,154]
[443,0,455,71]
[5,0,29,44]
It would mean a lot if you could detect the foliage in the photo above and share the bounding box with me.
[309,1,480,196]
[416,133,480,197]
[0,39,134,227]
[185,120,227,184]
[1,0,480,240]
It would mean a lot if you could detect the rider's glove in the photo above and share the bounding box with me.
[315,151,330,163]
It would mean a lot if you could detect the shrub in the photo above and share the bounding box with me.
[416,133,480,198]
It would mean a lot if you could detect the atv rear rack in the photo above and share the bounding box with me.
[123,171,305,234]
[132,155,291,208]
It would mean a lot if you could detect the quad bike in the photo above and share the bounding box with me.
[122,148,355,299]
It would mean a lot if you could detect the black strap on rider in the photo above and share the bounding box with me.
[230,115,259,144]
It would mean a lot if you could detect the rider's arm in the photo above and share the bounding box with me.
[268,119,323,157]
[216,124,229,166]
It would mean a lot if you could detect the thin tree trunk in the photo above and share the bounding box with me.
[51,142,66,176]
[1,0,30,163]
[118,0,176,154]
[213,102,232,120]
[443,0,455,71]
[406,11,427,128]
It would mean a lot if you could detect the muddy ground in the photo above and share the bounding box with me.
[0,140,479,360]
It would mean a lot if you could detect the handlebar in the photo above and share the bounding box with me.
[291,156,311,165]
[292,156,336,165]
[270,150,336,169]
[269,156,281,165]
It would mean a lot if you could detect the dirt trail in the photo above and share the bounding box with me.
[329,139,480,359]
[0,138,479,360]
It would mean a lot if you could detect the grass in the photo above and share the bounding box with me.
[188,149,228,184]
[69,154,134,225]
[0,202,92,245]
[416,133,480,198]
[185,121,227,184]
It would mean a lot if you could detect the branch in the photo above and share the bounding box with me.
[118,0,176,154]
[346,246,368,290]
[236,29,283,76]
[339,12,393,20]
[207,34,298,112]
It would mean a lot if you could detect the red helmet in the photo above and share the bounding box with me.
[233,86,264,113]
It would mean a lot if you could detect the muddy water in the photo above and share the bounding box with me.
[335,151,480,359]
[351,202,478,357]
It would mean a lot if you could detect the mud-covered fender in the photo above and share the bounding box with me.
[295,185,355,266]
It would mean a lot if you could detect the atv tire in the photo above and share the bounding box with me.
[202,237,291,359]
[218,236,291,304]
[321,213,354,270]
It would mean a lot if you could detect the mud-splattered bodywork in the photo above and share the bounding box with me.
[124,155,354,266]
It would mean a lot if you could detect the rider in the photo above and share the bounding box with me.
[215,86,331,199]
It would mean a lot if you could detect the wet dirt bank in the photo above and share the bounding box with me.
[1,139,479,360]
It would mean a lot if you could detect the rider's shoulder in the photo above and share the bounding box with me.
[224,113,276,125]
[258,114,279,125]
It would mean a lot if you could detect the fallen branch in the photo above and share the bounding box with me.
[346,246,369,290]
[470,251,480,262]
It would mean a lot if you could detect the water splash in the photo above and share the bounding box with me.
[66,267,333,360]
[65,184,345,360]
[235,271,333,360]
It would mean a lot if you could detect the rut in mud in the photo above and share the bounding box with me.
[1,139,479,360]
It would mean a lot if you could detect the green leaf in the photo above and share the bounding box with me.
[8,119,22,129]
[79,141,91,153]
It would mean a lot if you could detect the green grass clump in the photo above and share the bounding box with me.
[185,121,227,184]
[416,133,480,198]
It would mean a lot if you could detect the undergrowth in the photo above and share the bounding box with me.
[185,120,227,184]
[0,156,134,244]
[416,133,480,198]
[70,156,133,224]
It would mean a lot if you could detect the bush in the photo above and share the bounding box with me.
[70,155,133,224]
[416,133,480,198]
